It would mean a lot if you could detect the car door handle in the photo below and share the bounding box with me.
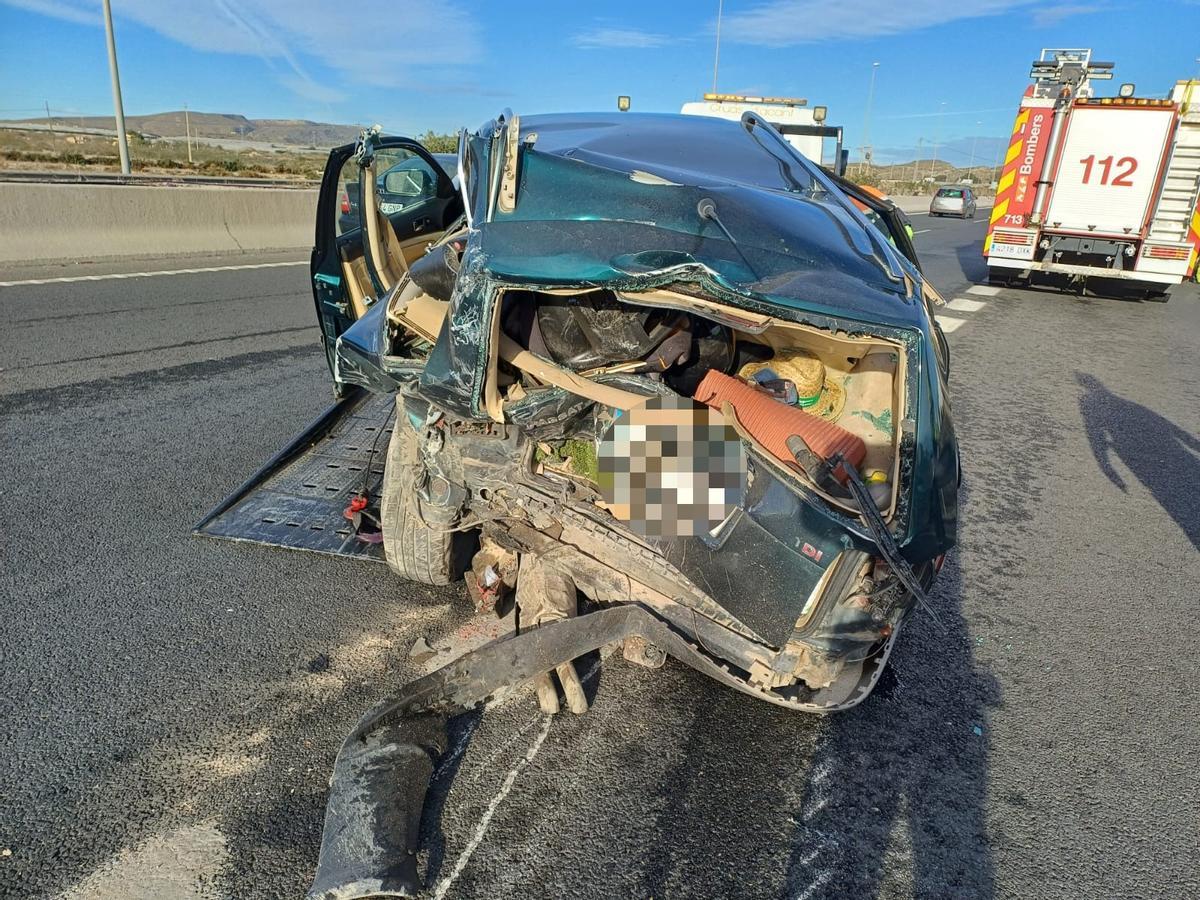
[413,216,431,233]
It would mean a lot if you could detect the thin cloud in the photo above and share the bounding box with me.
[719,0,1040,46]
[1031,3,1105,25]
[572,27,672,49]
[3,0,96,25]
[2,0,482,100]
[276,74,347,106]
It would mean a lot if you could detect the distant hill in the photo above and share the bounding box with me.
[3,111,362,146]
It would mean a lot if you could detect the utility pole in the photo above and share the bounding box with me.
[968,121,981,181]
[102,0,131,174]
[712,0,723,94]
[44,100,55,136]
[930,101,946,182]
[862,62,880,172]
[184,103,193,164]
[911,137,923,184]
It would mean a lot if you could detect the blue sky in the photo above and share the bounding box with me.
[2,0,1198,163]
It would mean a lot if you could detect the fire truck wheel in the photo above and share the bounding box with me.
[1144,289,1170,303]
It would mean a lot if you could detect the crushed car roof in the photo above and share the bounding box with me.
[465,112,928,329]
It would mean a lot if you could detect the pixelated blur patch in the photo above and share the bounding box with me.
[598,395,747,538]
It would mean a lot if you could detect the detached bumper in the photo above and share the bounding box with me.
[309,603,896,899]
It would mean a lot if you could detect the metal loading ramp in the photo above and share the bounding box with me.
[194,389,393,563]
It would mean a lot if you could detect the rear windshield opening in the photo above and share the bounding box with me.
[936,189,964,198]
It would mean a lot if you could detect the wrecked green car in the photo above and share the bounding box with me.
[198,110,959,897]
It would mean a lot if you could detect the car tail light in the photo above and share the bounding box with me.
[340,192,350,214]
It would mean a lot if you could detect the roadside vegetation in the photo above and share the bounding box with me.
[845,162,996,197]
[3,127,981,195]
[0,127,463,181]
[0,128,327,179]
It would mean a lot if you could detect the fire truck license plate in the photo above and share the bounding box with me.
[991,242,1034,261]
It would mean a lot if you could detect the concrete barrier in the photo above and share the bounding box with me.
[0,182,318,265]
[889,195,993,214]
[0,184,991,267]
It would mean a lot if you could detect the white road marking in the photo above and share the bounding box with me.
[937,315,967,333]
[795,869,834,900]
[432,715,554,900]
[0,260,306,287]
[966,284,1002,296]
[912,228,931,235]
[810,760,834,784]
[946,297,986,312]
[802,797,829,821]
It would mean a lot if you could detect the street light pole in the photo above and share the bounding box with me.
[930,101,946,181]
[712,0,724,94]
[968,120,981,181]
[862,61,880,171]
[184,103,193,164]
[102,0,131,174]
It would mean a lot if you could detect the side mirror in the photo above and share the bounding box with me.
[383,168,429,196]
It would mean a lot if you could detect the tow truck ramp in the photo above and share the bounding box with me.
[194,389,393,563]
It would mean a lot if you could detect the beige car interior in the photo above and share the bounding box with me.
[387,280,649,415]
[387,279,906,518]
[340,157,445,317]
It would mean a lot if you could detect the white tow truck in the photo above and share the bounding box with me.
[984,49,1200,298]
[680,93,847,173]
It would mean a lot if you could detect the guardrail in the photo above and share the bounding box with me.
[0,170,319,189]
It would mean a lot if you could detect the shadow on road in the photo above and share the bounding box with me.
[952,235,990,286]
[1077,372,1200,550]
[634,531,998,899]
[779,550,997,900]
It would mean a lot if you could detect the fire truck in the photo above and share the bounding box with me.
[984,49,1200,299]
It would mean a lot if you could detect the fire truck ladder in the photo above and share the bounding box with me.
[1149,83,1200,244]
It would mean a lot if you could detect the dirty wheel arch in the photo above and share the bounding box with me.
[381,396,474,585]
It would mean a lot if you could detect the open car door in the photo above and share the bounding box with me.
[310,132,461,387]
[193,134,461,561]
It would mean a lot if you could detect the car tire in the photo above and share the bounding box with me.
[380,397,473,586]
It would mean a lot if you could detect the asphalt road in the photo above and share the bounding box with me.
[2,220,1198,900]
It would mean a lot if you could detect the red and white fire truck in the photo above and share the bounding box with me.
[984,49,1200,298]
